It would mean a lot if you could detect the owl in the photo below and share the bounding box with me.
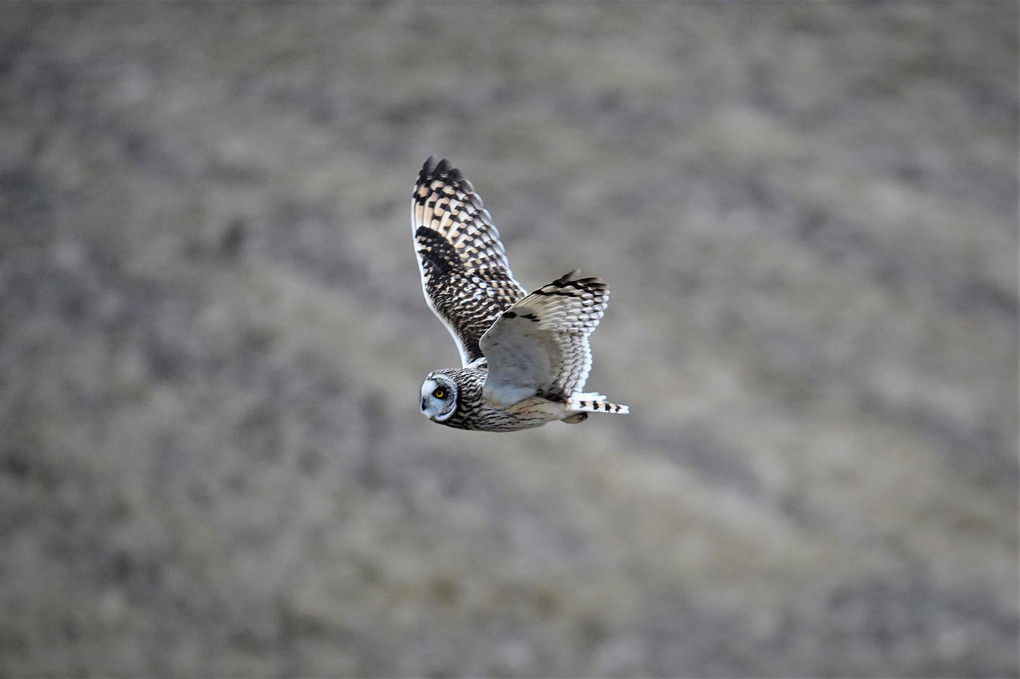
[412,156,629,431]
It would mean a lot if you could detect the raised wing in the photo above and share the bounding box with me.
[479,271,608,406]
[412,156,527,367]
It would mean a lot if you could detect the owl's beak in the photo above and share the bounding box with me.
[421,397,428,412]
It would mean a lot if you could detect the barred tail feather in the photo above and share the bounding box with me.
[567,392,629,415]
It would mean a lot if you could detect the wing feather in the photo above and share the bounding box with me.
[479,271,609,406]
[412,156,527,367]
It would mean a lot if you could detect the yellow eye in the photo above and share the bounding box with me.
[433,388,446,399]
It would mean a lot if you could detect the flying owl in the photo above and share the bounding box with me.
[412,156,629,431]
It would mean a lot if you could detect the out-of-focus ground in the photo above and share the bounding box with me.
[0,3,1016,677]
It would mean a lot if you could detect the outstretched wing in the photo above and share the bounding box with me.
[412,156,527,367]
[479,271,608,406]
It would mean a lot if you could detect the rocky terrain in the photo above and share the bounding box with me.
[1,3,1016,677]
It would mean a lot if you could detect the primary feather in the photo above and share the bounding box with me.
[412,156,526,367]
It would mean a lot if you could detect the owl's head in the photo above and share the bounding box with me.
[420,372,458,422]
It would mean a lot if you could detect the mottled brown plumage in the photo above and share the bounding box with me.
[413,157,628,431]
[413,156,526,366]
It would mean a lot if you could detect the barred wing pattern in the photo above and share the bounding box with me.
[413,157,629,432]
[480,271,608,406]
[412,156,527,367]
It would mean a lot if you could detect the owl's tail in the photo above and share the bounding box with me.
[566,392,630,415]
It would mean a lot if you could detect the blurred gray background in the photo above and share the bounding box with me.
[1,3,1016,677]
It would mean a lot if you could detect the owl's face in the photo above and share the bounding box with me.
[420,372,457,422]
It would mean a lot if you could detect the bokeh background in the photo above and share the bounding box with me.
[1,3,1017,677]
